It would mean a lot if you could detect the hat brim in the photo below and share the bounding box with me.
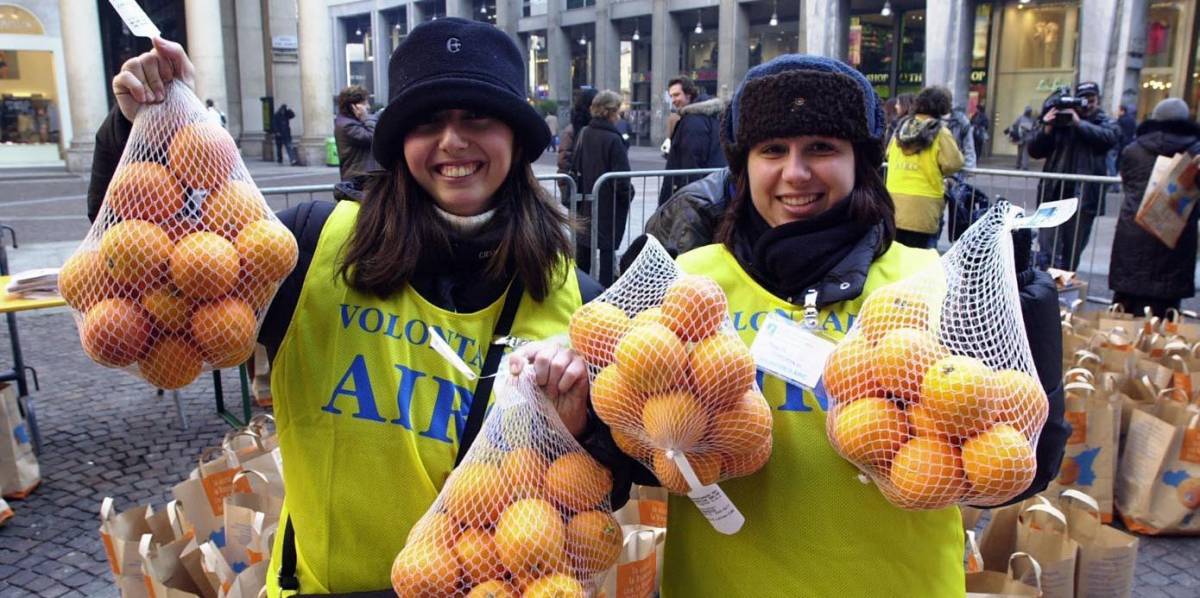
[372,77,551,170]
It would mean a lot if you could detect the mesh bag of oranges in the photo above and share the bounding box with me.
[823,201,1048,510]
[568,236,771,530]
[391,365,619,597]
[59,81,298,390]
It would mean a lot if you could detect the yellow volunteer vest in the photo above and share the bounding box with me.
[266,201,581,596]
[666,242,964,598]
[887,123,948,234]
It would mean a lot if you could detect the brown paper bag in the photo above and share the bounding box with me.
[966,552,1043,597]
[0,383,40,498]
[138,531,204,598]
[978,495,1051,573]
[223,560,268,598]
[962,506,985,532]
[1047,382,1119,522]
[1135,152,1199,249]
[1161,309,1200,343]
[1057,489,1138,598]
[596,525,667,598]
[223,471,282,569]
[965,530,984,573]
[178,538,219,598]
[173,448,253,547]
[0,496,11,526]
[1116,400,1200,535]
[613,484,668,528]
[99,497,155,598]
[1015,503,1078,598]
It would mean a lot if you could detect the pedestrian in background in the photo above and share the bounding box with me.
[658,75,726,205]
[886,86,965,248]
[272,103,299,166]
[333,85,378,183]
[557,87,599,199]
[205,98,226,128]
[971,101,990,160]
[1005,106,1037,170]
[945,102,976,168]
[1108,98,1200,317]
[885,93,914,146]
[1116,104,1137,169]
[568,89,635,285]
[544,109,559,152]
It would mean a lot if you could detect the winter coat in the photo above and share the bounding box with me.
[272,106,295,143]
[572,118,633,204]
[334,112,379,181]
[1109,119,1200,300]
[644,168,731,257]
[87,107,133,223]
[1028,108,1120,210]
[945,110,976,169]
[659,96,727,204]
[886,115,965,234]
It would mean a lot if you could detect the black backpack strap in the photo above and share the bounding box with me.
[278,517,300,592]
[455,278,526,466]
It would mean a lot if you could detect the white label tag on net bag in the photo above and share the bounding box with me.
[109,0,162,37]
[750,312,836,389]
[430,328,478,381]
[1011,198,1079,229]
[670,451,745,535]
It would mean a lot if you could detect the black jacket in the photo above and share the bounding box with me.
[87,107,133,223]
[659,96,727,204]
[334,113,378,181]
[272,106,295,143]
[573,117,633,205]
[1028,107,1120,209]
[1109,119,1200,299]
[643,168,731,258]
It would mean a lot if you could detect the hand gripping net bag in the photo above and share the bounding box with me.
[391,365,619,597]
[568,236,772,525]
[59,81,298,390]
[823,201,1047,510]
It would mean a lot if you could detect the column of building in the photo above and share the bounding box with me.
[296,0,335,166]
[924,0,975,110]
[58,0,108,173]
[547,0,574,107]
[650,0,681,146]
[717,0,749,101]
[593,0,621,93]
[234,0,269,159]
[801,0,850,60]
[185,0,230,128]
[1106,0,1148,114]
[446,0,472,19]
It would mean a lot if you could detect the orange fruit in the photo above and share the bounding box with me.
[888,437,967,509]
[168,121,237,189]
[454,527,504,584]
[615,322,688,394]
[467,580,517,598]
[521,573,584,598]
[141,285,191,334]
[162,217,204,244]
[236,219,298,283]
[568,302,630,366]
[59,250,117,311]
[822,336,880,402]
[501,448,548,500]
[202,181,266,239]
[231,276,276,311]
[828,397,909,470]
[857,286,930,342]
[919,355,999,439]
[410,512,462,548]
[907,402,960,441]
[653,449,721,493]
[721,441,772,478]
[993,369,1048,440]
[190,298,257,368]
[171,232,240,300]
[565,510,622,575]
[610,428,653,460]
[661,274,727,341]
[139,336,203,389]
[703,389,772,456]
[444,462,506,527]
[642,390,709,451]
[871,328,947,402]
[590,364,644,427]
[100,220,173,286]
[81,298,152,367]
[631,307,669,328]
[689,334,755,411]
[390,539,461,597]
[106,161,185,223]
[961,424,1036,500]
[545,452,611,513]
[493,498,566,578]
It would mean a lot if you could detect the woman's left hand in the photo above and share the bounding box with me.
[508,341,590,438]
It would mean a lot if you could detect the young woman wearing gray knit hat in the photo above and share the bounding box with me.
[659,54,1068,596]
[94,21,632,596]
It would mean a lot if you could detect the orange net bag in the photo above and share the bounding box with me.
[391,366,619,597]
[823,201,1048,510]
[569,237,772,505]
[60,81,298,389]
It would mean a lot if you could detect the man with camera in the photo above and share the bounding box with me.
[1028,82,1120,271]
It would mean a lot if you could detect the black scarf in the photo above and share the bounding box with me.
[412,222,511,312]
[732,198,872,303]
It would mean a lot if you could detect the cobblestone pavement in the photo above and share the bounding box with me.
[1,308,1199,597]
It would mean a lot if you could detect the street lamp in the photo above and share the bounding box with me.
[579,33,587,45]
[694,11,703,34]
[480,4,488,14]
[769,1,778,27]
[632,25,640,41]
[881,1,892,17]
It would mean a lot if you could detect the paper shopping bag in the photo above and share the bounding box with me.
[0,496,11,526]
[978,495,1050,573]
[966,552,1042,597]
[613,484,668,528]
[1015,503,1078,598]
[173,448,253,547]
[222,560,268,598]
[1057,489,1138,598]
[1136,152,1199,249]
[138,532,205,598]
[1116,400,1200,535]
[0,383,39,498]
[99,497,156,598]
[1047,382,1118,521]
[596,525,667,598]
[223,472,282,570]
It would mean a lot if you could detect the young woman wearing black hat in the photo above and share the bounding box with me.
[93,27,632,596]
[656,55,1068,596]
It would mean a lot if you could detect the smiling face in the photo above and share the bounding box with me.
[403,109,515,216]
[746,135,856,227]
[668,84,691,110]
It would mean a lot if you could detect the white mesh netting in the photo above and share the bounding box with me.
[391,367,617,597]
[569,237,773,494]
[60,81,298,389]
[823,201,1047,510]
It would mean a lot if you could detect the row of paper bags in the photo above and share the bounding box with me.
[99,415,282,598]
[1057,304,1200,534]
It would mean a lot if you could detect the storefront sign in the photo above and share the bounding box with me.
[1035,77,1072,92]
[970,69,987,84]
[864,72,890,84]
[898,72,923,85]
[272,36,298,51]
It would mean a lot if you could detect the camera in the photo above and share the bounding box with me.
[1051,95,1089,125]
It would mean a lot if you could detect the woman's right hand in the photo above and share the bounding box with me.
[112,37,196,122]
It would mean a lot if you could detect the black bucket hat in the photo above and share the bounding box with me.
[371,18,550,169]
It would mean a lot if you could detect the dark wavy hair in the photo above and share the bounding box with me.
[914,86,953,118]
[337,85,369,118]
[338,148,574,301]
[716,141,896,258]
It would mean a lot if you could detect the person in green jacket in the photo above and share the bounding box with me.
[885,86,966,248]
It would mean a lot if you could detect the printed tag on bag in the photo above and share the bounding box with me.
[750,312,836,390]
[1065,411,1088,444]
[1011,198,1079,229]
[616,554,656,598]
[109,0,162,37]
[201,468,252,517]
[1181,428,1200,464]
[638,498,668,528]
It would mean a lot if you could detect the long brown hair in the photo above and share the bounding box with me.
[717,141,896,257]
[338,154,574,301]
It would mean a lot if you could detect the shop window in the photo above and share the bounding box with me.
[384,8,408,58]
[341,15,375,100]
[1015,5,1072,70]
[527,34,550,99]
[0,49,60,145]
[849,15,895,99]
[524,0,547,17]
[897,10,925,95]
[0,5,43,35]
[565,0,595,9]
[1145,2,1182,69]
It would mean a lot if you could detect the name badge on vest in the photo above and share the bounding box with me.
[750,311,836,390]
